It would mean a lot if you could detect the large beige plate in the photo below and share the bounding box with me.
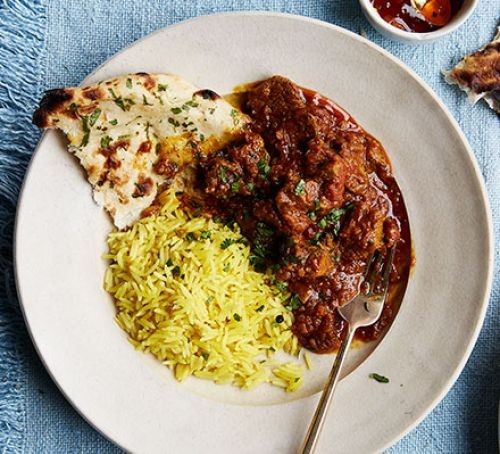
[15,12,493,453]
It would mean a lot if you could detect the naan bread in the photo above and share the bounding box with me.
[444,27,500,113]
[33,73,249,229]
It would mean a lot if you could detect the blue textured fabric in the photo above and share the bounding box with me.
[0,0,498,452]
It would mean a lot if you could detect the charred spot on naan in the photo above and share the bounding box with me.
[137,140,152,154]
[132,175,154,198]
[135,72,157,91]
[82,86,104,101]
[154,146,179,178]
[194,89,221,101]
[32,88,76,127]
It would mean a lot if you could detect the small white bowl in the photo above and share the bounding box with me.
[359,0,478,43]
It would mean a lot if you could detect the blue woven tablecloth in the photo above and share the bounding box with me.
[0,1,498,452]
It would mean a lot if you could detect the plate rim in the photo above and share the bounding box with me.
[14,11,494,452]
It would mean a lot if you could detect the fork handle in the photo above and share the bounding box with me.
[299,325,356,454]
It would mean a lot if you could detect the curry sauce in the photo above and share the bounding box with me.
[187,76,412,353]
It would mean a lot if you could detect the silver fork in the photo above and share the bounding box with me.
[300,246,396,454]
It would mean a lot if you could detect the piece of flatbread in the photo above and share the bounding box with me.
[444,27,500,113]
[33,73,249,229]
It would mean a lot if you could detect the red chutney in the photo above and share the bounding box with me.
[371,0,464,33]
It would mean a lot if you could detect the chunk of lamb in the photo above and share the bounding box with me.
[275,179,320,235]
[247,76,314,161]
[340,202,386,258]
[204,158,243,198]
[204,133,270,198]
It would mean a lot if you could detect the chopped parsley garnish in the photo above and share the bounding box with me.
[209,107,216,115]
[257,160,270,177]
[294,179,306,196]
[269,264,281,273]
[186,232,195,241]
[107,88,127,111]
[100,135,111,148]
[274,280,288,293]
[154,93,164,105]
[89,108,101,126]
[233,313,241,322]
[220,238,237,249]
[127,97,136,106]
[247,182,254,191]
[219,166,227,183]
[205,296,214,304]
[256,222,274,237]
[283,255,299,265]
[315,207,348,237]
[328,208,347,236]
[231,181,240,192]
[113,97,127,111]
[158,84,168,91]
[142,95,152,106]
[325,208,347,223]
[201,352,209,360]
[184,100,199,108]
[285,294,301,311]
[275,314,284,324]
[230,109,239,126]
[314,199,321,210]
[168,117,180,127]
[310,232,323,246]
[109,119,118,125]
[256,305,265,312]
[69,102,78,112]
[249,242,268,272]
[170,107,182,115]
[166,259,173,267]
[126,78,132,89]
[307,211,317,220]
[369,373,389,383]
[172,265,181,277]
[199,133,205,142]
[80,116,90,147]
[199,231,211,240]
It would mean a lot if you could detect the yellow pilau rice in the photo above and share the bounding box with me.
[104,188,304,391]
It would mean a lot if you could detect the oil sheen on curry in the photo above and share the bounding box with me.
[165,76,412,354]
